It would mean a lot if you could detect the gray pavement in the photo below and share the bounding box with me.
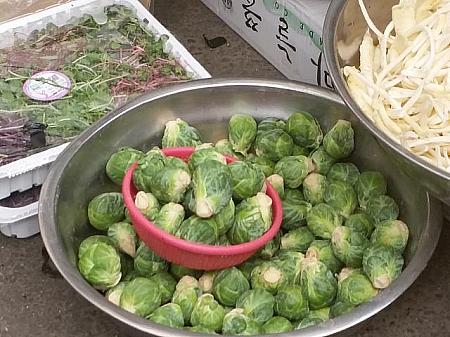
[0,1,449,336]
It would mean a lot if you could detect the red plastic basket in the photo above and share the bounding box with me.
[122,147,283,270]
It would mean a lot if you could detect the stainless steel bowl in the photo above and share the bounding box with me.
[39,79,442,337]
[323,0,450,204]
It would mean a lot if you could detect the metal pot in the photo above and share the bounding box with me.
[39,79,442,337]
[323,0,450,204]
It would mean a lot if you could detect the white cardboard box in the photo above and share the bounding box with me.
[201,0,334,90]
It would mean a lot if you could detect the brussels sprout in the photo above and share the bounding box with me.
[327,163,360,185]
[247,155,275,177]
[134,242,168,277]
[193,160,233,218]
[370,220,409,253]
[254,129,293,162]
[262,316,293,334]
[105,281,127,306]
[149,271,177,304]
[236,289,275,324]
[217,235,231,246]
[191,294,226,332]
[170,264,202,280]
[330,301,355,318]
[222,308,262,335]
[331,226,370,267]
[274,156,314,189]
[172,276,202,324]
[322,120,355,159]
[151,167,191,204]
[134,191,160,221]
[199,271,217,294]
[283,188,304,201]
[363,244,404,289]
[366,195,399,224]
[296,307,330,329]
[229,161,265,200]
[78,242,122,290]
[212,267,250,306]
[107,222,137,257]
[187,325,218,334]
[292,144,310,156]
[266,174,285,199]
[258,117,286,133]
[88,193,125,231]
[161,118,202,148]
[274,285,309,321]
[176,215,219,245]
[258,232,281,260]
[228,193,273,244]
[337,271,378,305]
[274,251,304,285]
[306,203,342,239]
[355,171,387,209]
[153,203,185,235]
[176,275,201,290]
[300,256,337,309]
[251,262,287,295]
[310,146,336,175]
[306,240,343,274]
[120,277,161,317]
[147,303,184,328]
[189,147,227,172]
[345,213,375,238]
[302,173,327,206]
[228,114,258,155]
[106,147,144,185]
[78,235,114,259]
[280,227,315,253]
[238,257,264,281]
[324,180,357,218]
[281,198,311,231]
[133,148,166,192]
[285,112,323,149]
[337,267,364,282]
[215,139,244,160]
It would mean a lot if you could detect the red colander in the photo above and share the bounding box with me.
[122,147,283,270]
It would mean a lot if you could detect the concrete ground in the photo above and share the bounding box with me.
[0,1,449,336]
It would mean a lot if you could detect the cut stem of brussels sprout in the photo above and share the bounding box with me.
[134,191,160,221]
[107,222,137,257]
[251,262,286,295]
[199,271,217,294]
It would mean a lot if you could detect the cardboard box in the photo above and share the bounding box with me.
[200,0,335,90]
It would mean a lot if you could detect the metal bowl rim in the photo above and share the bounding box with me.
[323,0,450,184]
[39,78,442,337]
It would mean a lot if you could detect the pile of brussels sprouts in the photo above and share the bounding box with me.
[78,113,410,335]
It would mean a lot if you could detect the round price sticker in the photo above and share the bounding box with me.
[23,71,72,101]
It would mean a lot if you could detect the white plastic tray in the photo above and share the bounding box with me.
[0,0,211,238]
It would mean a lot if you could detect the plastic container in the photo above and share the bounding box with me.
[122,147,283,270]
[0,0,210,237]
